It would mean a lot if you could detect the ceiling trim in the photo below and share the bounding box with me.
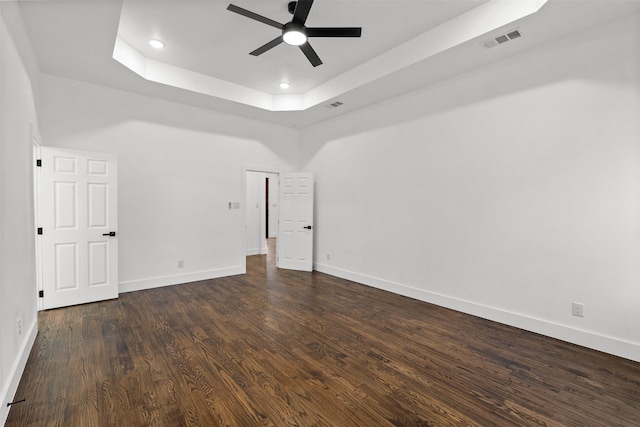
[112,0,548,112]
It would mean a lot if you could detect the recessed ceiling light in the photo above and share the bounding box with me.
[279,82,290,89]
[149,39,165,49]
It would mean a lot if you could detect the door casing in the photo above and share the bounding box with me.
[241,165,280,273]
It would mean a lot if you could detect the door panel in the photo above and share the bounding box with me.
[54,181,77,228]
[55,243,78,290]
[88,183,108,227]
[88,241,108,286]
[277,173,314,271]
[40,147,118,309]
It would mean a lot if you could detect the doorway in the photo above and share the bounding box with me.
[242,166,280,273]
[241,166,314,273]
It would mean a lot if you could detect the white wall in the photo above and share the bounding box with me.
[0,2,40,423]
[300,15,640,362]
[39,75,298,292]
[245,171,266,255]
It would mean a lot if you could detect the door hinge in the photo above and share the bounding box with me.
[36,159,42,167]
[37,227,43,235]
[38,290,44,298]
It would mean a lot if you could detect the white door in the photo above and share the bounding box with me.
[277,173,314,271]
[39,147,118,309]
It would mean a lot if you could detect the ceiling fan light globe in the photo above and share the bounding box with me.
[283,29,307,46]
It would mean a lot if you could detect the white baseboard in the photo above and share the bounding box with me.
[246,248,267,256]
[313,263,640,363]
[119,266,244,293]
[1,318,38,426]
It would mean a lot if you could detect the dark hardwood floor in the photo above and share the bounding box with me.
[7,239,640,426]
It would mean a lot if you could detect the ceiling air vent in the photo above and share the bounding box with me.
[326,101,344,109]
[506,30,522,40]
[482,28,522,49]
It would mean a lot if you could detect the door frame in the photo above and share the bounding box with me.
[31,126,44,311]
[240,165,280,273]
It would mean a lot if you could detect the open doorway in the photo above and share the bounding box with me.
[242,166,314,273]
[245,171,267,256]
[245,171,279,256]
[242,167,279,272]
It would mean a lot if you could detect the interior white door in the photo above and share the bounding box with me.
[277,173,314,271]
[40,147,118,309]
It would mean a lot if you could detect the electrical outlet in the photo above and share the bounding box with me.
[17,317,22,336]
[178,260,184,268]
[572,302,584,317]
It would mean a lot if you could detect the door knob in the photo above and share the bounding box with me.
[102,231,117,236]
[303,225,312,230]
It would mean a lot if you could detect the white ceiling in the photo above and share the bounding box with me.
[17,0,640,128]
[118,1,487,94]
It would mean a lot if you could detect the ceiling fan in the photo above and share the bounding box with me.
[226,0,362,67]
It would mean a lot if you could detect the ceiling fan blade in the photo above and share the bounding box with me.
[292,0,314,26]
[250,36,284,56]
[306,27,362,38]
[227,4,283,30]
[299,42,322,67]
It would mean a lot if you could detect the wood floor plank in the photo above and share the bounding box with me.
[6,239,640,426]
